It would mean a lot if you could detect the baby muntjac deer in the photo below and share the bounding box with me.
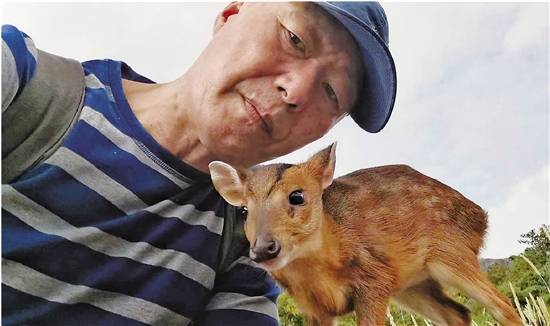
[209,143,522,326]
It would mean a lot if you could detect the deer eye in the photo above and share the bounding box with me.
[289,190,304,206]
[238,206,248,220]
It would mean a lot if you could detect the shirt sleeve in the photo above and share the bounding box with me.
[2,24,38,112]
[196,256,281,326]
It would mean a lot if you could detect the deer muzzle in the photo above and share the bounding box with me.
[250,235,281,263]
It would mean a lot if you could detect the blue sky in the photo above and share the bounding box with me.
[3,2,548,258]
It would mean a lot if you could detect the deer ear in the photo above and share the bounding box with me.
[306,142,337,189]
[209,161,247,206]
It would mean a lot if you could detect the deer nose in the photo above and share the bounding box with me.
[250,236,281,263]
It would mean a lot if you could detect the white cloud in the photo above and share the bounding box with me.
[383,3,518,105]
[2,3,226,82]
[369,3,550,208]
[383,3,549,107]
[503,4,549,53]
[481,164,549,258]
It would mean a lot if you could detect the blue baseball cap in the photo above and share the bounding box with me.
[315,2,397,133]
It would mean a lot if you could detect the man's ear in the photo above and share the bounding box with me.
[209,161,247,206]
[305,142,337,190]
[213,2,243,34]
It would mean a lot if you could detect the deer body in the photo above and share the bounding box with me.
[209,144,523,326]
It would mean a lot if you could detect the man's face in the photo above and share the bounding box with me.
[191,2,363,167]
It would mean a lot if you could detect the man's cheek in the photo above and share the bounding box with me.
[220,125,232,137]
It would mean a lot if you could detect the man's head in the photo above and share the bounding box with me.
[183,2,394,168]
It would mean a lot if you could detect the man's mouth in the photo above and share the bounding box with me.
[244,97,273,137]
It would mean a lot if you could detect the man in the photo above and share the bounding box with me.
[2,2,396,325]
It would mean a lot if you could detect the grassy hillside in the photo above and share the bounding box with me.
[277,226,550,325]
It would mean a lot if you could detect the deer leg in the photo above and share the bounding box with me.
[428,253,523,325]
[305,315,336,326]
[393,278,471,326]
[353,286,392,326]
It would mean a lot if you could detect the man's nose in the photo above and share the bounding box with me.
[250,235,281,263]
[274,62,321,110]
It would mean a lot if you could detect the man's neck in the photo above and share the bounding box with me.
[121,78,214,173]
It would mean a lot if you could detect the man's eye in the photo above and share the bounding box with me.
[287,30,305,52]
[238,206,248,220]
[324,83,338,104]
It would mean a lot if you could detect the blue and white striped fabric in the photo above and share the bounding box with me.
[1,24,37,111]
[2,24,280,325]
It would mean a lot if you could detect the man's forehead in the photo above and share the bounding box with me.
[244,2,344,31]
[284,2,340,27]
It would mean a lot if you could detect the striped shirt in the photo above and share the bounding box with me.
[2,24,280,325]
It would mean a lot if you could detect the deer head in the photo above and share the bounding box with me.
[209,143,337,271]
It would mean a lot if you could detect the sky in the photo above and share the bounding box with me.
[3,2,548,259]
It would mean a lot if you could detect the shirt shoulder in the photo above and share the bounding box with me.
[2,24,38,108]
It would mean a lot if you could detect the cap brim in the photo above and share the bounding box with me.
[316,2,397,133]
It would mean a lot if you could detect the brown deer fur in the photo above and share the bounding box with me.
[209,143,523,326]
